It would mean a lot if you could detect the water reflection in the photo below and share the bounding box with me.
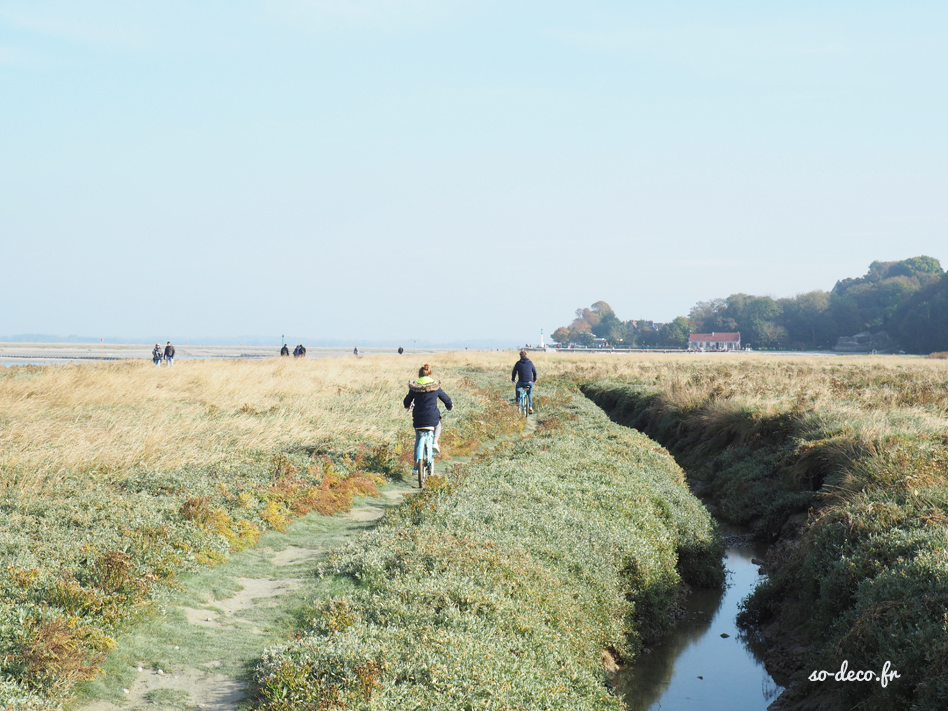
[617,537,784,710]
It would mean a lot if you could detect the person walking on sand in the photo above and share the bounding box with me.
[353,346,360,356]
[398,346,404,355]
[164,341,175,367]
[280,344,290,356]
[404,364,452,454]
[511,349,538,414]
[152,343,163,367]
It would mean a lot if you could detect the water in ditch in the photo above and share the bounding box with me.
[617,531,785,710]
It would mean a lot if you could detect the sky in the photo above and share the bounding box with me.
[2,1,946,345]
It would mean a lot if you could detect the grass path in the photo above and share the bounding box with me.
[74,482,413,711]
[74,409,538,711]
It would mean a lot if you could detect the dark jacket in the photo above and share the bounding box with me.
[164,345,175,358]
[511,357,537,383]
[403,378,452,428]
[152,346,162,362]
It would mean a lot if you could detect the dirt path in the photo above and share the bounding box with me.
[76,486,411,711]
[76,410,540,711]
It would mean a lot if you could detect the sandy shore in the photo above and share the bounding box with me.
[0,343,441,365]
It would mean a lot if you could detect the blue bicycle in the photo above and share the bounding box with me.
[413,409,447,489]
[414,427,435,488]
[517,383,532,417]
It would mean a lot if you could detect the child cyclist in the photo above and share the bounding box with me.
[403,364,453,454]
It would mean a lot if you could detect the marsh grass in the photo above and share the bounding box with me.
[0,353,518,708]
[12,349,942,710]
[0,356,486,498]
[580,356,948,711]
[252,381,722,710]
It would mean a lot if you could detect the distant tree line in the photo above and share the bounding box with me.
[551,256,948,353]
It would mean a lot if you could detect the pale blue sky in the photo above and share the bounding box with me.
[2,1,946,344]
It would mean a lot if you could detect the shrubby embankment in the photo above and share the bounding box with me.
[253,384,723,710]
[581,358,948,710]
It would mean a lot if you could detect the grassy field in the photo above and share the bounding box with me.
[6,349,944,710]
[0,354,520,708]
[0,351,722,710]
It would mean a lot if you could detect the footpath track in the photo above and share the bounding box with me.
[78,414,538,711]
[79,485,413,711]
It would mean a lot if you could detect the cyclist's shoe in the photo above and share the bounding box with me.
[528,407,534,414]
[433,442,441,454]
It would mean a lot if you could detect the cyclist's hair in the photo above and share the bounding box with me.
[519,350,527,358]
[418,364,432,378]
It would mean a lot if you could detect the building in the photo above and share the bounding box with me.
[834,331,892,353]
[688,332,741,351]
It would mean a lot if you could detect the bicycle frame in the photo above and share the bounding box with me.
[414,428,435,467]
[517,383,532,416]
[411,408,445,489]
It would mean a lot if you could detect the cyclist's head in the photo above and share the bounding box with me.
[519,350,527,358]
[418,364,432,378]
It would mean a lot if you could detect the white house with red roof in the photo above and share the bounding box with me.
[688,332,741,351]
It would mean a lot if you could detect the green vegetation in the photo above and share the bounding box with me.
[0,450,383,708]
[551,256,948,352]
[21,348,947,710]
[0,356,518,709]
[253,385,723,710]
[582,358,948,710]
[77,482,412,708]
[0,353,722,710]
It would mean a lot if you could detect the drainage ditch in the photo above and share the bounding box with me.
[617,525,785,710]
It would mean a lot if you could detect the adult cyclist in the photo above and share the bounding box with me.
[404,364,453,454]
[511,349,538,414]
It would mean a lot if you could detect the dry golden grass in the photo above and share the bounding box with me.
[0,353,515,497]
[3,349,946,499]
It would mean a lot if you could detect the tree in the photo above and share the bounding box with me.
[636,322,659,348]
[658,317,692,348]
[590,301,614,316]
[889,255,942,279]
[592,312,628,343]
[779,291,833,349]
[567,319,592,343]
[578,331,596,347]
[724,294,781,348]
[895,272,948,353]
[688,299,730,333]
[551,327,571,344]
